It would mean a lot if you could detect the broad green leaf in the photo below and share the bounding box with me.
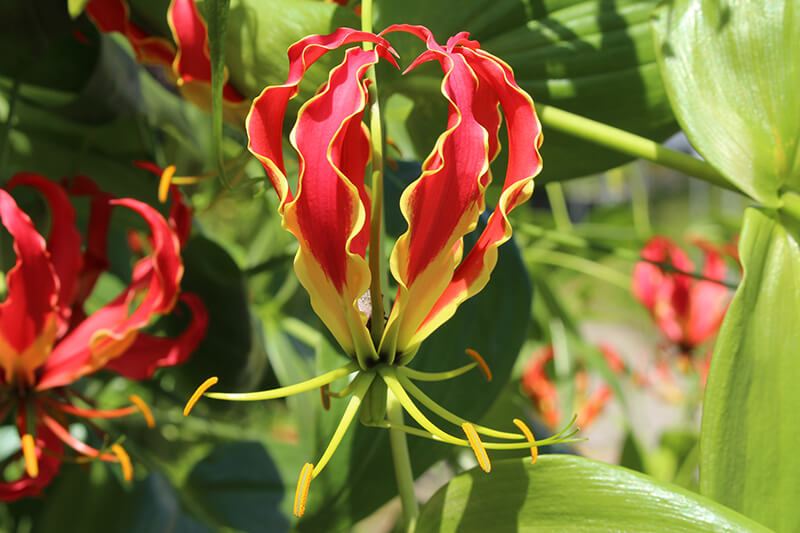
[376,0,677,181]
[417,456,770,533]
[700,207,800,532]
[296,162,533,531]
[652,0,800,204]
[68,0,90,19]
[185,441,293,532]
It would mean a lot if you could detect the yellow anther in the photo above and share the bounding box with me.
[158,165,177,203]
[129,394,155,428]
[21,434,38,478]
[111,444,133,482]
[184,377,219,416]
[461,422,491,472]
[320,384,331,411]
[512,418,539,464]
[294,463,314,518]
[465,349,492,382]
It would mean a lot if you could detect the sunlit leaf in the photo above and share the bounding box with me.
[417,456,770,532]
[653,0,800,203]
[700,207,800,532]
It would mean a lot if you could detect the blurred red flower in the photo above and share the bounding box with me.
[0,174,207,501]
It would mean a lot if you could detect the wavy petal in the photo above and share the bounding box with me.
[382,35,540,356]
[104,293,208,379]
[687,248,731,346]
[0,190,59,386]
[247,30,395,363]
[247,27,396,205]
[284,47,381,364]
[37,199,183,389]
[8,174,82,335]
[406,48,541,350]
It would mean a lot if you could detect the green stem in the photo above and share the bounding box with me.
[535,103,733,190]
[629,164,652,238]
[0,77,21,182]
[527,249,631,289]
[362,0,386,347]
[519,224,739,289]
[545,182,572,230]
[387,389,419,533]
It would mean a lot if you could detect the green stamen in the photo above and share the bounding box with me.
[312,372,375,478]
[205,362,358,401]
[398,362,478,382]
[396,372,523,440]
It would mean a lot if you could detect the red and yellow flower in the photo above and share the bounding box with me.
[0,174,207,501]
[632,236,734,354]
[85,0,248,122]
[186,26,578,517]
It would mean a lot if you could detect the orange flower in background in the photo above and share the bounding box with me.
[0,174,207,501]
[521,344,626,430]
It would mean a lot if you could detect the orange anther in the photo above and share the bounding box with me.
[21,434,38,478]
[465,349,492,382]
[158,165,177,203]
[461,422,491,472]
[129,394,156,428]
[294,463,314,518]
[512,418,539,464]
[111,444,133,481]
[184,377,219,416]
[320,384,331,411]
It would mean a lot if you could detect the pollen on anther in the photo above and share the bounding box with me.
[512,418,539,464]
[111,444,133,482]
[158,165,177,203]
[129,394,156,428]
[465,349,492,382]
[21,434,39,478]
[184,377,219,416]
[294,463,314,518]
[461,422,491,472]
[320,384,331,411]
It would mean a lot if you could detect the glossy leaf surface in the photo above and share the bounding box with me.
[700,208,800,532]
[417,456,770,532]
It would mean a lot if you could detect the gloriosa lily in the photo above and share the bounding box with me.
[85,0,248,122]
[185,26,579,517]
[632,236,734,355]
[0,174,207,501]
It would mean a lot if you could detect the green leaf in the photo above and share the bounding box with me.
[417,456,770,532]
[222,0,359,99]
[185,441,292,532]
[652,0,800,203]
[377,0,677,181]
[699,207,800,532]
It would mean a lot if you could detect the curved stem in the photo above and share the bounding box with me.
[535,103,733,191]
[387,389,419,533]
